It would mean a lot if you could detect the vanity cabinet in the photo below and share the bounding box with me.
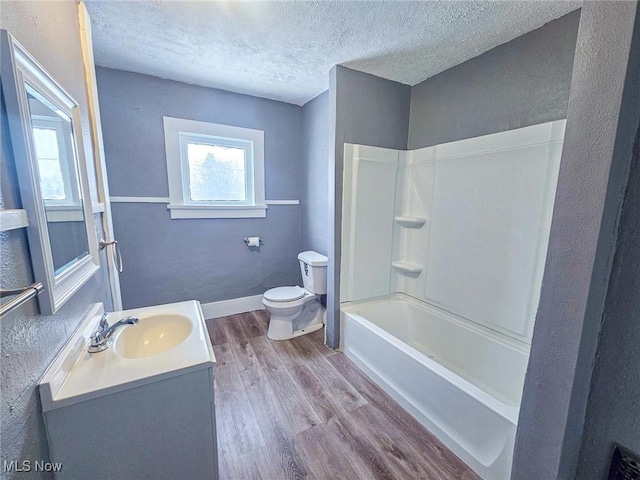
[43,368,218,479]
[39,301,218,479]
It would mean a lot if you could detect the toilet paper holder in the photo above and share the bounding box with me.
[243,237,264,246]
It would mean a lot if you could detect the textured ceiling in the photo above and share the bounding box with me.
[85,1,580,106]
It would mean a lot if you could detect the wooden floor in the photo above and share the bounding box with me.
[206,310,479,480]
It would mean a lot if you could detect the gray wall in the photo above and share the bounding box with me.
[96,68,303,309]
[48,221,89,273]
[577,120,640,479]
[327,65,411,347]
[301,91,329,255]
[513,2,640,479]
[0,2,113,478]
[408,10,580,149]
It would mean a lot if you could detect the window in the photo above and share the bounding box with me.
[164,117,266,218]
[32,116,78,204]
[33,124,66,200]
[31,115,85,222]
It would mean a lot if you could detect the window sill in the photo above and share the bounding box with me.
[167,204,268,219]
[44,204,85,222]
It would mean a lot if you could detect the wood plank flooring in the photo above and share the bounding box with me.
[206,311,479,480]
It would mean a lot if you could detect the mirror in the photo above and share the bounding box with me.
[27,85,90,275]
[1,30,99,314]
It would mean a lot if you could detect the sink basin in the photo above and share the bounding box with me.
[39,300,215,411]
[114,314,193,359]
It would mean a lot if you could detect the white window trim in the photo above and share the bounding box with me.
[32,115,86,222]
[32,115,77,203]
[163,116,267,219]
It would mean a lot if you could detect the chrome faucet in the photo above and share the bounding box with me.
[88,313,139,353]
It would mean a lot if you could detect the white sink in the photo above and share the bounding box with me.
[38,300,215,412]
[114,314,193,359]
[38,301,219,479]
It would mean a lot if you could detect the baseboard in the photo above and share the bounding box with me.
[201,294,265,319]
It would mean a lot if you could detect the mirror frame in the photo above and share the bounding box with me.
[1,30,99,314]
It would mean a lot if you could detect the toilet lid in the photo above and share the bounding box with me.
[264,286,306,302]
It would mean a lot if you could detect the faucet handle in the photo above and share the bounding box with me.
[99,312,109,330]
[90,331,104,347]
[88,331,108,353]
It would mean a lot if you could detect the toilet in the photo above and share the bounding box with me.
[263,251,328,341]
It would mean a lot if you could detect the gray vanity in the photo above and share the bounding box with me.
[39,301,218,480]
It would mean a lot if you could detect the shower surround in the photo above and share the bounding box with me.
[340,120,565,478]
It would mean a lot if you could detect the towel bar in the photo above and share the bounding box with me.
[0,282,44,317]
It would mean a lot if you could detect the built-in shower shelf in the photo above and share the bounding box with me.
[392,261,423,276]
[394,216,427,228]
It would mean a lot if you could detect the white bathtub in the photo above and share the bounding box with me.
[341,294,529,479]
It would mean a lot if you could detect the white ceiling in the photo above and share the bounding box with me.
[85,1,580,106]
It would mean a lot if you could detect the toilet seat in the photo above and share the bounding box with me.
[264,286,306,302]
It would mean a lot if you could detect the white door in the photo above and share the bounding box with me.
[78,3,123,310]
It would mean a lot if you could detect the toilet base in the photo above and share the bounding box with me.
[286,322,324,341]
[267,299,325,341]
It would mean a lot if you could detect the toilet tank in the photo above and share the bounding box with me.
[298,251,328,295]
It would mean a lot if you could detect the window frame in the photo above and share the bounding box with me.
[31,115,79,205]
[163,116,266,219]
[31,109,85,223]
[180,133,254,205]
